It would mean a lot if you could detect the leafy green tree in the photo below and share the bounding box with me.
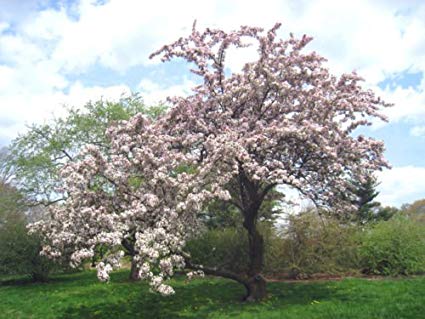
[375,206,399,222]
[0,179,24,227]
[402,198,425,223]
[7,93,165,207]
[0,147,13,185]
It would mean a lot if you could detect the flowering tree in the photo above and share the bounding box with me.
[30,23,389,301]
[9,95,165,280]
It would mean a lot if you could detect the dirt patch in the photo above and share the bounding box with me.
[264,272,398,283]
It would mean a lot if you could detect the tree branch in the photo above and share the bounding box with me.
[183,253,249,290]
[259,183,277,202]
[27,197,66,207]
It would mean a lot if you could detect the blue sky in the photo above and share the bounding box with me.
[1,0,425,207]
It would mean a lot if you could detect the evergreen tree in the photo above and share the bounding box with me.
[352,175,380,223]
[350,175,396,223]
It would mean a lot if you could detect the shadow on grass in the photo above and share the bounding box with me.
[56,279,337,319]
[0,270,95,287]
[0,276,35,286]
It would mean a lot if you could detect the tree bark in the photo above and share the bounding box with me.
[245,274,267,302]
[129,258,141,281]
[243,214,267,301]
[121,235,140,281]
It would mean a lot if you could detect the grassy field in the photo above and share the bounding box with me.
[1,271,424,319]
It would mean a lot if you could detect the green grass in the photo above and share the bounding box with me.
[1,271,424,319]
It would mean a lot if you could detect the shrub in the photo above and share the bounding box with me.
[186,227,249,275]
[0,218,56,281]
[187,212,425,279]
[358,215,425,275]
[270,212,360,278]
[187,216,360,279]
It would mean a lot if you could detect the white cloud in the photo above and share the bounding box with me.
[376,166,425,207]
[138,78,196,105]
[6,0,422,79]
[0,82,131,144]
[49,0,218,73]
[0,32,46,65]
[0,22,9,33]
[410,125,425,137]
[64,81,131,108]
[2,0,424,83]
[369,81,425,128]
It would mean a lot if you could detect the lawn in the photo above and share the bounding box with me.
[0,271,424,319]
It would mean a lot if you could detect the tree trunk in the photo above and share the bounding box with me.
[184,171,271,301]
[31,271,49,282]
[121,236,140,281]
[243,213,267,301]
[129,258,141,281]
[183,218,267,302]
[245,274,267,302]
